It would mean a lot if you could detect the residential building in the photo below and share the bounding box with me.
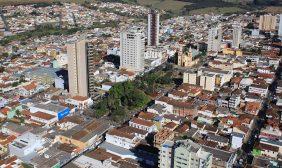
[259,14,277,31]
[183,70,198,85]
[200,73,216,91]
[154,128,174,149]
[159,140,173,168]
[120,27,145,72]
[202,145,237,168]
[105,128,140,149]
[65,96,93,110]
[173,140,213,168]
[148,9,159,46]
[232,24,242,49]
[248,84,268,97]
[279,14,282,36]
[231,132,244,149]
[129,117,157,133]
[207,25,222,52]
[67,40,96,97]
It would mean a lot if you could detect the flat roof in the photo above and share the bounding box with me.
[34,102,68,113]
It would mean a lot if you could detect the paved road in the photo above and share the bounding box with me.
[239,63,282,166]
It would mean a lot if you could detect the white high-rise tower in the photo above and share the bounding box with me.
[232,24,242,49]
[120,27,145,72]
[148,9,160,46]
[207,25,222,52]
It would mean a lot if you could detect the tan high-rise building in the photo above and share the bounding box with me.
[259,14,277,31]
[67,40,96,97]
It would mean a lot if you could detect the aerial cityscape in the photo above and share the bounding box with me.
[0,0,281,168]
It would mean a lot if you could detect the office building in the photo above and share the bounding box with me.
[232,24,242,49]
[207,25,222,52]
[278,14,282,36]
[67,40,96,97]
[148,9,160,46]
[120,27,145,72]
[259,14,277,31]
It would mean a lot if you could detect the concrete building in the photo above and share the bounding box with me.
[259,14,277,31]
[120,27,145,72]
[30,102,70,121]
[159,140,174,168]
[231,132,244,149]
[207,25,222,52]
[232,24,242,49]
[56,119,110,149]
[279,14,282,36]
[9,132,45,160]
[173,140,213,168]
[105,128,139,150]
[183,70,198,85]
[148,9,160,46]
[145,46,165,59]
[65,96,93,110]
[67,40,96,97]
[200,73,216,92]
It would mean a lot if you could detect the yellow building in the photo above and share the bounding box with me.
[178,47,199,67]
[222,48,242,56]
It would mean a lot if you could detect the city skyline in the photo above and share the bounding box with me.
[0,1,281,168]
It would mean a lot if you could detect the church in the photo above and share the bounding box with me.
[177,46,200,67]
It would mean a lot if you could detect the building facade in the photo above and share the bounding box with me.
[207,25,222,52]
[67,40,96,97]
[279,14,282,36]
[148,9,160,46]
[120,27,145,72]
[259,14,277,31]
[232,24,242,49]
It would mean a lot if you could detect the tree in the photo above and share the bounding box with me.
[12,82,19,87]
[0,67,5,73]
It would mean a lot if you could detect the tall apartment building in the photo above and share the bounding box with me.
[159,140,213,168]
[259,14,277,31]
[207,25,222,52]
[159,140,174,168]
[148,9,160,46]
[120,27,145,72]
[67,40,96,97]
[232,24,242,49]
[278,14,282,36]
